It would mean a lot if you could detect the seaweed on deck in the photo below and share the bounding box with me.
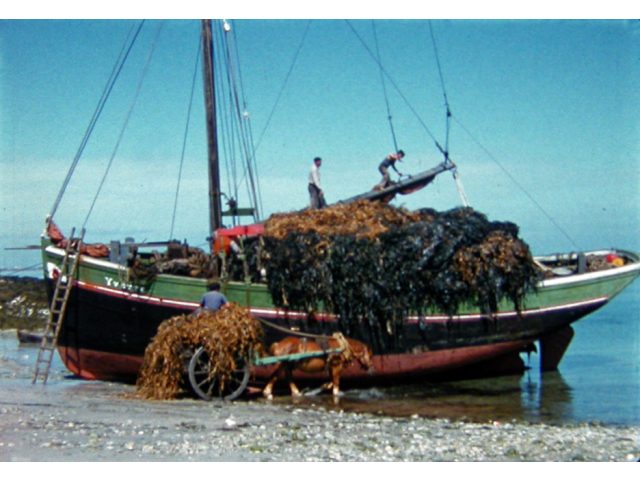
[259,201,540,349]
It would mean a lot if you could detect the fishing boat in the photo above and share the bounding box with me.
[39,20,640,386]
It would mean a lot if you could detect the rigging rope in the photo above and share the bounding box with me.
[223,20,314,223]
[213,27,238,211]
[225,31,262,222]
[345,20,446,159]
[211,21,263,223]
[452,169,470,207]
[48,21,145,224]
[428,21,452,157]
[83,22,164,230]
[231,23,264,220]
[349,21,469,207]
[452,115,580,249]
[428,21,469,207]
[254,20,312,152]
[217,23,258,221]
[372,21,400,154]
[170,39,202,240]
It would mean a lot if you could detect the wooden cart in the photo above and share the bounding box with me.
[187,345,343,401]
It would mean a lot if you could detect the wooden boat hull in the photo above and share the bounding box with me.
[41,244,640,385]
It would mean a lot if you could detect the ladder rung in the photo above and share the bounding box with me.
[33,226,84,384]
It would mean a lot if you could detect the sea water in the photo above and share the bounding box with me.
[340,280,640,426]
[1,279,638,426]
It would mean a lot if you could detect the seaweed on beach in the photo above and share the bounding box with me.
[135,304,263,400]
[0,277,49,331]
[259,201,541,349]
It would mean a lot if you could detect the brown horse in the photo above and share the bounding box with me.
[262,333,373,399]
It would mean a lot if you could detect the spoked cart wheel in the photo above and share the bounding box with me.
[187,346,251,401]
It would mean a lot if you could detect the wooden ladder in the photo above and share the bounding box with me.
[32,228,85,384]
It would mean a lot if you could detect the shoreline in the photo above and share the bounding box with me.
[2,276,638,461]
[1,332,638,462]
[1,377,638,462]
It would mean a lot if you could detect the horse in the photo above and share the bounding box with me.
[262,333,373,399]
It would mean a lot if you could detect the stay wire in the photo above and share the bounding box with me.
[48,21,145,224]
[452,115,580,249]
[231,22,264,218]
[345,20,446,158]
[219,25,252,217]
[372,21,400,154]
[214,26,237,205]
[349,21,468,206]
[254,20,312,152]
[83,22,165,231]
[428,21,452,156]
[221,21,261,221]
[225,27,262,221]
[428,21,468,206]
[214,22,257,223]
[170,37,202,240]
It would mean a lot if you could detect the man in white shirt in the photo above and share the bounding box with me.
[308,156,326,209]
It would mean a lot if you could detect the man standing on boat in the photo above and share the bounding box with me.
[198,281,228,312]
[375,150,405,189]
[308,156,326,209]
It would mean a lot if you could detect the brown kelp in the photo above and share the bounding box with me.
[135,304,263,400]
[259,201,541,349]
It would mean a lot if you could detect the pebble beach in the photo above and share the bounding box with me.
[1,391,639,462]
[1,334,638,463]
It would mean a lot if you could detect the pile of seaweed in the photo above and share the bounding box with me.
[135,304,263,400]
[129,243,218,282]
[260,200,540,348]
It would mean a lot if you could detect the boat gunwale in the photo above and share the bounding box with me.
[536,249,640,288]
[44,243,640,291]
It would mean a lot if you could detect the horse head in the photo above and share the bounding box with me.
[351,340,374,373]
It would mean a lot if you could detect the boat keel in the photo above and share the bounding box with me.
[538,325,574,371]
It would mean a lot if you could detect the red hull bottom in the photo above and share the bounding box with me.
[58,339,533,385]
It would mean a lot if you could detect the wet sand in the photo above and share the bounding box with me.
[1,332,638,462]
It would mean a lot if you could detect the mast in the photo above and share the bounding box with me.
[201,20,222,233]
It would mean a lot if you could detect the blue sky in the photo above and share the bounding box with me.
[1,15,639,275]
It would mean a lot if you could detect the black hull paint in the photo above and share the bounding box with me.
[49,278,606,382]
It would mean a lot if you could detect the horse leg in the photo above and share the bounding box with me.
[319,382,333,392]
[330,363,343,397]
[285,365,302,397]
[263,363,286,400]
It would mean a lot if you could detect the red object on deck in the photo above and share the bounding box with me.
[213,223,264,254]
[217,224,264,237]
